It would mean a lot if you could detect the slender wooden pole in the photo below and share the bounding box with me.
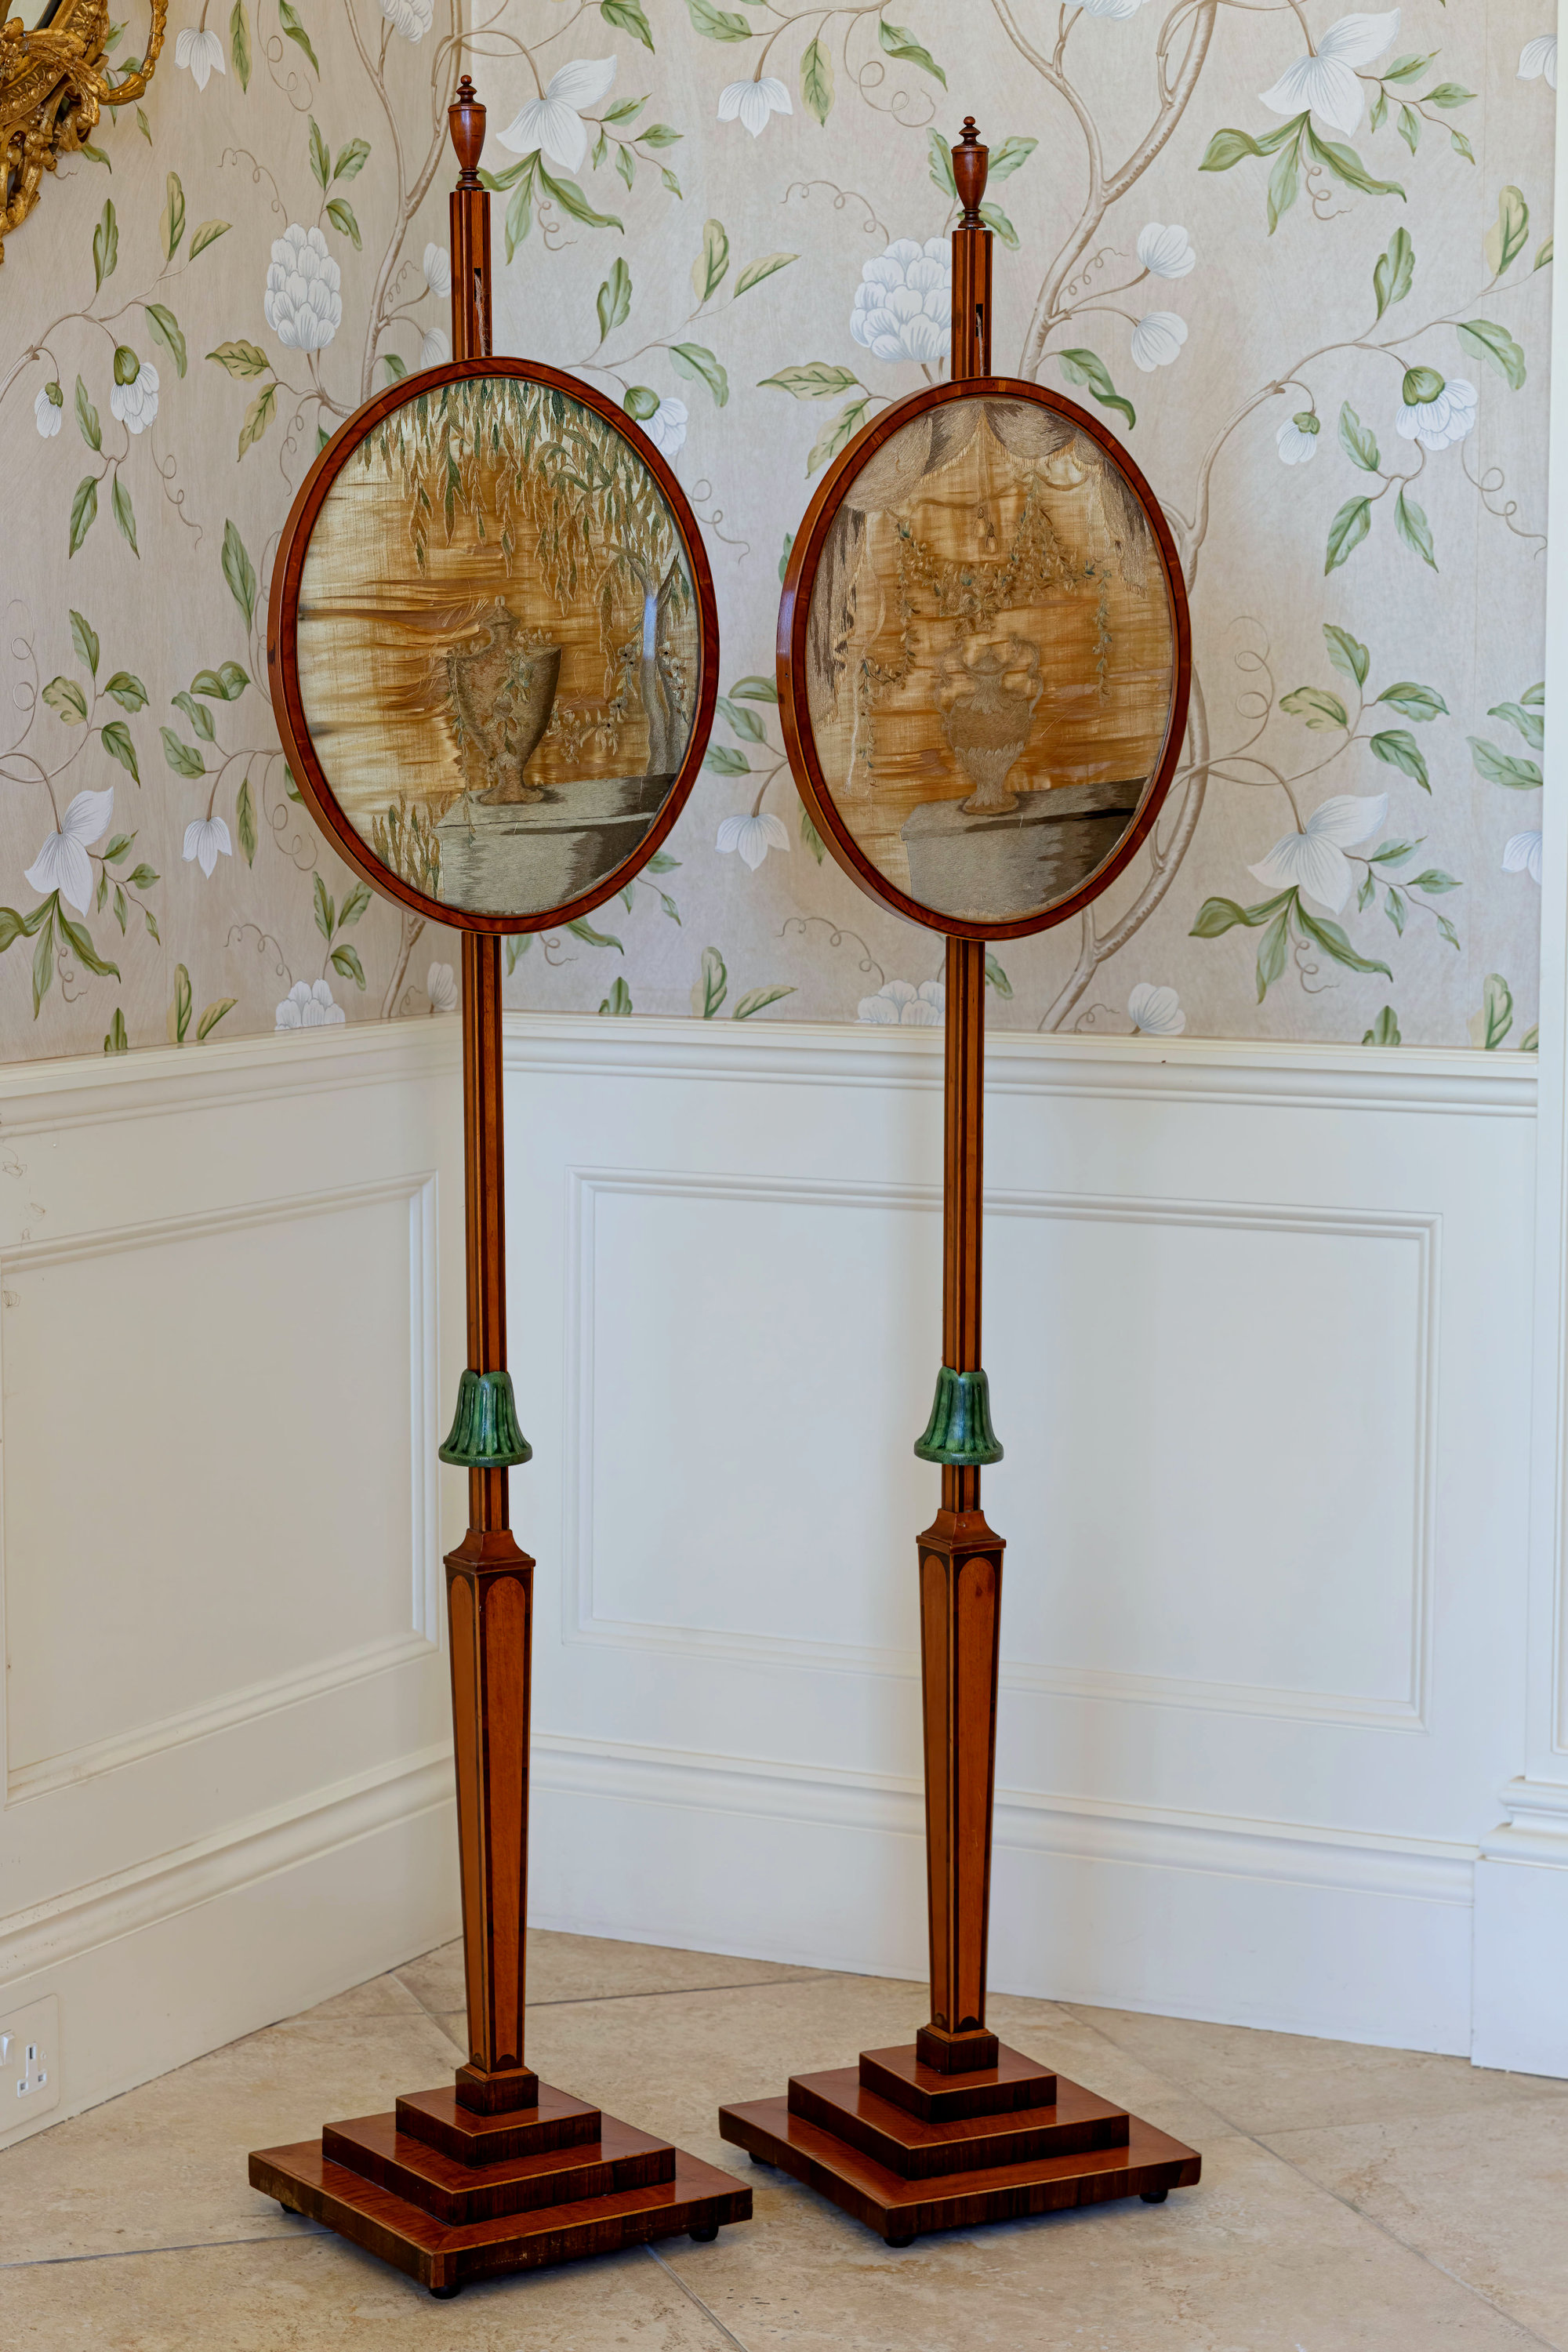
[912,121,1006,2079]
[436,80,541,2119]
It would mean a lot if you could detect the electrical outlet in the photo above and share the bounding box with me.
[0,1995,59,2133]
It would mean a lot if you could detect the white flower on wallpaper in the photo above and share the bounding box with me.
[264,225,343,352]
[33,382,63,438]
[858,979,945,1025]
[276,979,346,1029]
[25,787,114,913]
[851,239,951,366]
[717,77,793,137]
[1077,0,1152,20]
[182,816,231,878]
[109,350,158,434]
[1504,832,1544,885]
[1396,373,1476,452]
[419,326,452,369]
[426,961,459,1012]
[379,0,432,42]
[499,58,617,173]
[1276,412,1320,464]
[1127,982,1186,1035]
[642,396,688,457]
[174,24,227,90]
[1259,10,1400,136]
[1136,223,1196,280]
[716,811,789,870]
[1130,312,1187,372]
[1249,793,1389,913]
[423,244,452,299]
[1518,34,1557,89]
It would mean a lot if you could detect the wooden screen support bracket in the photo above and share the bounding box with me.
[249,78,750,2292]
[717,115,1200,2245]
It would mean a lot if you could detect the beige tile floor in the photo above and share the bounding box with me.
[3,1931,1566,2348]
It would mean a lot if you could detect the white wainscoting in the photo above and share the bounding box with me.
[507,1015,1537,2057]
[0,1020,465,2146]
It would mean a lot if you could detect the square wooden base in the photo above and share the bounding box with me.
[718,2040,1198,2247]
[252,2079,750,2296]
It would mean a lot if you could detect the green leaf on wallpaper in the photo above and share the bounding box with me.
[1254,906,1290,1000]
[1370,728,1430,789]
[57,908,119,982]
[93,199,118,291]
[313,873,334,941]
[1488,699,1544,751]
[1522,681,1545,706]
[603,97,647,127]
[1486,185,1529,276]
[78,142,111,170]
[536,162,622,231]
[1357,867,1375,910]
[206,339,270,378]
[1394,483,1436,570]
[691,217,730,303]
[70,609,100,677]
[160,726,205,778]
[1476,974,1514,1048]
[1410,868,1461,894]
[192,662,249,699]
[659,164,682,198]
[801,34,834,123]
[143,905,160,943]
[42,676,89,724]
[879,19,946,87]
[1372,226,1414,318]
[601,0,654,48]
[100,720,140,781]
[978,201,1018,249]
[1265,133,1301,234]
[927,126,957,198]
[1199,115,1301,172]
[731,676,779,702]
[1457,318,1526,389]
[1337,401,1379,472]
[383,354,408,382]
[800,805,825,861]
[670,342,728,405]
[236,775,257,864]
[693,945,727,1017]
[1468,735,1543,790]
[568,917,624,953]
[988,136,1037,181]
[104,670,147,710]
[160,172,184,260]
[760,362,860,400]
[685,0,750,37]
[189,220,231,259]
[1323,624,1370,688]
[1383,885,1406,934]
[104,1007,130,1053]
[137,108,151,143]
[172,691,216,742]
[1426,82,1475,110]
[703,743,750,775]
[597,256,632,342]
[332,137,371,183]
[339,880,372,928]
[735,251,797,297]
[1535,237,1553,270]
[1363,1007,1402,1047]
[197,998,238,1041]
[111,473,138,557]
[308,116,330,191]
[717,695,765,742]
[1189,887,1294,938]
[983,951,1013,997]
[68,475,98,557]
[0,897,54,956]
[1324,495,1371,573]
[806,394,869,475]
[639,123,681,149]
[599,977,634,1017]
[230,0,251,89]
[238,381,278,457]
[1381,51,1433,84]
[32,904,56,1016]
[779,529,793,583]
[169,963,192,1044]
[1307,125,1403,199]
[1375,679,1446,720]
[143,303,187,378]
[1369,87,1387,133]
[75,375,101,452]
[325,198,361,251]
[100,833,135,863]
[1279,687,1348,731]
[1295,903,1393,980]
[277,0,318,75]
[331,943,366,989]
[734,985,797,1019]
[615,144,636,191]
[1057,349,1135,433]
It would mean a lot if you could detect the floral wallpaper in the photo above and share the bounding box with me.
[0,0,1553,1058]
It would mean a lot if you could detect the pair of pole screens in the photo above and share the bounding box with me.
[255,85,1197,2288]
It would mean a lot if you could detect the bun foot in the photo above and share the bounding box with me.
[885,2226,916,2249]
[688,2221,719,2243]
[749,2154,775,2168]
[430,2282,462,2297]
[1141,2187,1169,2204]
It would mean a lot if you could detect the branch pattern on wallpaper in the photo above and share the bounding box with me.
[0,0,1555,1054]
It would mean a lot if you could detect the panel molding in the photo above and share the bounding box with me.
[2,1173,442,1800]
[564,1165,1438,1732]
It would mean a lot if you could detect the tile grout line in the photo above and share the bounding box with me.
[390,1966,846,2037]
[1055,2009,1563,2352]
[0,2228,328,2272]
[645,2241,756,2352]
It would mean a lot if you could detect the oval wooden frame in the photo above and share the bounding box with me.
[269,356,720,936]
[778,376,1192,944]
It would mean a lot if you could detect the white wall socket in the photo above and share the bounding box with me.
[0,1994,60,2136]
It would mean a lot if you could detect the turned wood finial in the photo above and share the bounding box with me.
[953,118,988,227]
[450,74,486,183]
